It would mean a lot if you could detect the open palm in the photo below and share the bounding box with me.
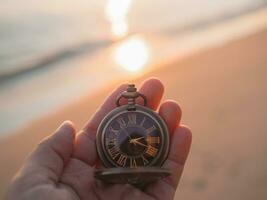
[6,78,192,200]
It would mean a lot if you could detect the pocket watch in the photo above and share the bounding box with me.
[95,84,170,186]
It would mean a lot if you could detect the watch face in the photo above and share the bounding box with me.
[97,105,169,168]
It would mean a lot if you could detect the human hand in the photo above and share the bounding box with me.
[5,78,192,200]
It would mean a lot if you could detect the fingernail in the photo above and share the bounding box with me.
[58,120,75,133]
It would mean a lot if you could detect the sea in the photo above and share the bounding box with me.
[0,0,265,136]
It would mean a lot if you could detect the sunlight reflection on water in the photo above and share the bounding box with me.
[105,0,132,38]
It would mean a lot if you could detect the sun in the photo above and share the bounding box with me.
[114,37,149,72]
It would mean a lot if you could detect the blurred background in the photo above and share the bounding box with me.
[1,0,267,199]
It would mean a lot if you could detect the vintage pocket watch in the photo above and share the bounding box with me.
[95,84,170,185]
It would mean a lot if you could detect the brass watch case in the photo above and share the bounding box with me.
[94,84,171,185]
[96,104,170,168]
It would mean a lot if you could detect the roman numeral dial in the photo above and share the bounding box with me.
[146,136,160,144]
[130,158,137,168]
[145,125,156,134]
[108,145,120,159]
[145,145,158,157]
[117,117,127,128]
[117,154,128,167]
[102,111,165,168]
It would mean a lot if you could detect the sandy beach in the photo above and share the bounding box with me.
[1,25,267,200]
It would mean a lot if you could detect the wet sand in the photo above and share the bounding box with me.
[0,28,267,199]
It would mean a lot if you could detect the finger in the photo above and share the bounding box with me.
[158,100,182,135]
[163,125,192,187]
[73,83,128,166]
[146,125,192,199]
[84,84,128,132]
[73,78,164,166]
[86,77,164,132]
[144,100,182,200]
[136,77,164,110]
[17,121,76,184]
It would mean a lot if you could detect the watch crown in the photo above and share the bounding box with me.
[127,84,137,92]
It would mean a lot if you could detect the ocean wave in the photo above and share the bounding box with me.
[0,39,112,83]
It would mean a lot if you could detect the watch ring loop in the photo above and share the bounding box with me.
[116,92,147,107]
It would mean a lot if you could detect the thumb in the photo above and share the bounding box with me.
[15,121,76,184]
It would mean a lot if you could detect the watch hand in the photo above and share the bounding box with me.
[132,140,148,148]
[129,136,142,142]
[132,136,145,142]
[129,136,145,145]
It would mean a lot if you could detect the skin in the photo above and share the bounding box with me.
[5,78,192,200]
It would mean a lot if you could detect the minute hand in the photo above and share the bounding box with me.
[131,136,144,142]
[132,140,148,148]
